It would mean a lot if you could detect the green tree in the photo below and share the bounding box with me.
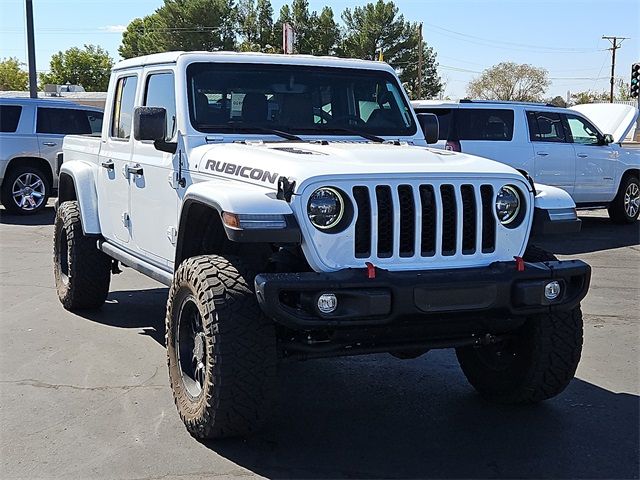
[39,45,113,92]
[256,0,275,50]
[119,0,237,59]
[569,90,609,105]
[401,40,442,99]
[548,95,568,107]
[467,62,550,102]
[308,7,340,55]
[0,57,29,91]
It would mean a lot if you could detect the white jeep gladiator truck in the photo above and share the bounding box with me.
[55,52,591,439]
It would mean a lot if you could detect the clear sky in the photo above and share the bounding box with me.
[1,0,638,99]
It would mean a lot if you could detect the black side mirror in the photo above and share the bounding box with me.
[416,113,439,144]
[601,133,614,145]
[134,106,166,142]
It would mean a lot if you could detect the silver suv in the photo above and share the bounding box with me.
[0,98,103,214]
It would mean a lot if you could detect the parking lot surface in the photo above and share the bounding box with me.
[1,206,638,479]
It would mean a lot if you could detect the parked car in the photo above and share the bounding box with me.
[0,98,103,214]
[411,99,640,223]
[55,52,590,439]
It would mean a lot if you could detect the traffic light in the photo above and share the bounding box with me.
[632,63,640,98]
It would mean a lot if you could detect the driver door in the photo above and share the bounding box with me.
[564,113,617,203]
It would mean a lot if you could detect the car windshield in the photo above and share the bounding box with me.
[186,63,416,137]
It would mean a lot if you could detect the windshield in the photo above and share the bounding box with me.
[186,63,416,137]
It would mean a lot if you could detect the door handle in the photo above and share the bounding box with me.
[577,153,588,158]
[126,164,144,176]
[101,159,115,170]
[42,142,57,147]
[536,152,549,156]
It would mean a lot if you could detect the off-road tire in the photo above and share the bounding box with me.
[456,306,583,404]
[608,174,640,224]
[166,255,277,439]
[54,201,111,310]
[1,164,51,215]
[523,245,558,262]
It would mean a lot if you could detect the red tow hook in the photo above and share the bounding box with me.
[365,262,376,279]
[514,256,525,272]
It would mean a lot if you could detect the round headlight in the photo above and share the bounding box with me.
[307,187,344,230]
[495,185,521,225]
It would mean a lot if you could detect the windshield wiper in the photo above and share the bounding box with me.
[198,123,302,141]
[315,127,385,143]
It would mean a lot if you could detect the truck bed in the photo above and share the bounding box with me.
[62,134,102,165]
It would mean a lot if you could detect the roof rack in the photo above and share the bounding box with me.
[459,99,556,107]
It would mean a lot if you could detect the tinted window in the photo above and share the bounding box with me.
[86,111,103,135]
[526,111,567,142]
[455,109,514,141]
[415,108,452,140]
[0,105,22,133]
[187,63,415,137]
[37,107,92,134]
[565,114,600,145]
[144,72,176,141]
[111,76,138,139]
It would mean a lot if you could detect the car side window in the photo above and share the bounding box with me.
[0,105,22,133]
[86,111,103,135]
[144,72,176,141]
[565,114,600,146]
[36,108,92,135]
[455,109,514,141]
[526,111,567,143]
[111,75,138,140]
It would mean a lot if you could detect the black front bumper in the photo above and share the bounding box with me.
[255,260,591,330]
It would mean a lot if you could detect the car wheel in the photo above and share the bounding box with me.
[166,254,277,439]
[1,165,51,215]
[608,175,639,224]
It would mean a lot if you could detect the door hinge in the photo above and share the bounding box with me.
[122,212,130,227]
[167,226,178,245]
[168,172,185,189]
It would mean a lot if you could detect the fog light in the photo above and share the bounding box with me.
[317,293,338,314]
[544,281,561,300]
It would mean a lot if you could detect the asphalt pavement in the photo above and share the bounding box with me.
[0,206,638,479]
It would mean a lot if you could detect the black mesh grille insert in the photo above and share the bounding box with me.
[398,185,415,257]
[480,185,496,253]
[419,185,436,256]
[461,185,476,254]
[353,186,371,258]
[376,185,393,258]
[440,185,457,256]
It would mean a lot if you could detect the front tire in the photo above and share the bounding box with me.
[1,165,50,215]
[608,175,639,224]
[54,201,111,310]
[166,255,276,439]
[456,307,583,404]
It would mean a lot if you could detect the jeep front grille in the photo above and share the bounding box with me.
[353,183,496,260]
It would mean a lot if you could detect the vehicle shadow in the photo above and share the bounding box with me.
[538,213,639,255]
[0,206,55,226]
[72,287,169,346]
[205,356,639,479]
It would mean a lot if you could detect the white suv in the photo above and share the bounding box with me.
[0,98,103,214]
[412,100,640,223]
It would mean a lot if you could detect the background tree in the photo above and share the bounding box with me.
[39,45,113,92]
[548,95,567,107]
[569,90,609,105]
[0,57,29,91]
[467,62,550,102]
[119,0,237,59]
[307,7,340,55]
[402,41,442,99]
[256,0,276,51]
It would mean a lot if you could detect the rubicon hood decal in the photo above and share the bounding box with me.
[204,159,279,185]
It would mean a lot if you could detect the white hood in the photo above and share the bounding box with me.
[193,141,524,192]
[569,103,638,143]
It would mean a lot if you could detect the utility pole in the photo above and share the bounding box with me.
[602,35,628,103]
[417,23,423,99]
[25,0,38,98]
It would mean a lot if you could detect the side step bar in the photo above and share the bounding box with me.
[98,240,173,286]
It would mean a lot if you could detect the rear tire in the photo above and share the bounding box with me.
[1,164,50,215]
[456,307,583,404]
[54,201,111,310]
[608,175,639,224]
[166,255,276,439]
